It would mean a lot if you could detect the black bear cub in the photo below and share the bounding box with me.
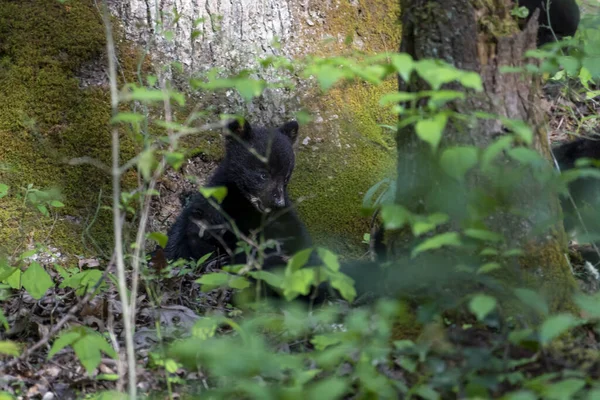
[516,0,579,46]
[553,137,600,237]
[165,118,313,268]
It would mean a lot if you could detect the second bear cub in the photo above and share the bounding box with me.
[165,118,313,267]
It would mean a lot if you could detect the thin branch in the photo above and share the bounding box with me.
[101,3,137,398]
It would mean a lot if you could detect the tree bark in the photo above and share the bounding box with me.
[388,0,576,311]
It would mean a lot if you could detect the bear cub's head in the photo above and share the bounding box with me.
[221,118,300,213]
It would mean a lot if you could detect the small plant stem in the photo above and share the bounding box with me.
[101,3,137,398]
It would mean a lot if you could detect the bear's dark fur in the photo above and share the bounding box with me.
[553,137,600,235]
[164,118,313,268]
[516,0,580,46]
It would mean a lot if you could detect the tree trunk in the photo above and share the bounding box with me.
[388,0,576,311]
[110,0,401,256]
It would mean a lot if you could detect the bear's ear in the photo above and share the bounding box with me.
[280,120,299,144]
[226,118,252,140]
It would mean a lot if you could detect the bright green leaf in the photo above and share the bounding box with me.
[477,262,501,274]
[440,146,478,181]
[391,53,414,82]
[0,184,8,198]
[469,294,497,321]
[411,232,462,258]
[111,112,146,124]
[287,248,313,272]
[147,232,168,249]
[199,186,228,203]
[317,247,339,271]
[543,379,586,400]
[22,262,53,300]
[0,341,19,357]
[49,330,82,358]
[381,204,409,230]
[539,313,579,346]
[229,276,251,290]
[464,228,503,242]
[415,113,447,152]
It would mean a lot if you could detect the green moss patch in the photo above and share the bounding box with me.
[0,0,135,257]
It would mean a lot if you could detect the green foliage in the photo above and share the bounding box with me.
[49,327,117,376]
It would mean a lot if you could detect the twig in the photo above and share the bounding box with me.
[100,3,137,398]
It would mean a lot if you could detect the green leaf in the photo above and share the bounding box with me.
[229,276,251,290]
[61,270,103,296]
[286,248,313,273]
[0,341,19,357]
[306,377,349,400]
[543,379,586,400]
[362,177,393,209]
[22,262,53,300]
[73,331,117,375]
[539,313,579,346]
[317,248,339,271]
[469,294,497,321]
[379,92,418,106]
[464,228,503,243]
[415,385,440,400]
[514,288,549,316]
[481,136,513,172]
[49,200,64,208]
[329,271,356,302]
[381,204,409,230]
[5,268,22,290]
[574,292,600,319]
[427,90,465,108]
[87,391,129,400]
[235,78,265,102]
[111,112,146,124]
[440,146,478,181]
[192,318,219,340]
[411,232,462,258]
[391,53,414,82]
[147,232,168,249]
[282,269,315,300]
[477,262,501,274]
[503,390,537,400]
[315,65,346,91]
[195,252,214,267]
[411,213,449,237]
[196,273,230,287]
[507,147,544,166]
[37,205,49,216]
[459,71,483,91]
[0,183,8,198]
[415,113,447,152]
[137,148,156,181]
[166,152,185,170]
[48,330,82,358]
[199,186,228,203]
[557,56,580,76]
[249,270,283,289]
[311,334,342,351]
[294,110,313,125]
[502,119,533,145]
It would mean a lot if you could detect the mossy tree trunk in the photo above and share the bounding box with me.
[388,0,577,311]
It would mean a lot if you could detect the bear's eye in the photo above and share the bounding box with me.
[260,173,267,181]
